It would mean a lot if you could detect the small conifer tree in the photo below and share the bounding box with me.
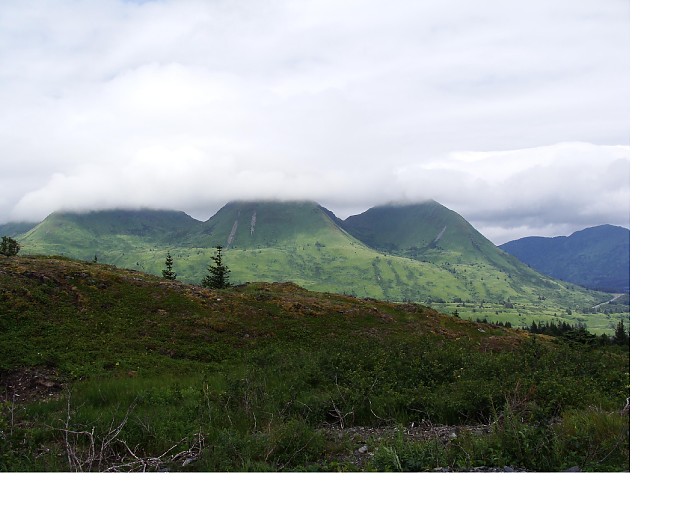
[0,236,20,257]
[613,320,629,345]
[201,245,230,289]
[162,251,177,280]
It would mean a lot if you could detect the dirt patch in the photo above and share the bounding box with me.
[0,367,64,403]
[319,421,495,471]
[324,421,490,443]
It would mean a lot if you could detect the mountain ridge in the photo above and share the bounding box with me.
[499,224,630,292]
[12,199,622,331]
[0,221,38,238]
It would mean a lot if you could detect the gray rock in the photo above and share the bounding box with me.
[357,445,369,454]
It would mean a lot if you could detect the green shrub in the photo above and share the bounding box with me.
[553,409,630,471]
[370,429,448,472]
[267,418,324,469]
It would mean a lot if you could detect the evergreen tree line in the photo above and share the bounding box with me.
[527,319,629,347]
[473,317,513,328]
[470,315,629,347]
[528,319,589,336]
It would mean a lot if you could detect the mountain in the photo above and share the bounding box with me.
[17,208,201,272]
[19,208,199,252]
[499,225,630,292]
[0,221,38,238]
[185,200,357,249]
[16,201,475,302]
[342,200,597,306]
[343,200,525,269]
[16,200,615,326]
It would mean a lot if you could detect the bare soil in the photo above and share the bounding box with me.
[317,421,528,472]
[0,366,64,404]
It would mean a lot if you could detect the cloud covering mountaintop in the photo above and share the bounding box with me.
[0,0,629,244]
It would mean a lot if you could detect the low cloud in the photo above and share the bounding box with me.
[12,141,629,244]
[1,0,629,244]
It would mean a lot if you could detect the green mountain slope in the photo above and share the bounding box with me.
[499,225,630,292]
[16,200,617,328]
[185,200,358,249]
[16,202,476,302]
[343,200,494,258]
[342,200,604,307]
[19,209,200,258]
[180,200,484,300]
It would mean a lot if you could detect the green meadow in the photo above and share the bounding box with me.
[1,255,629,472]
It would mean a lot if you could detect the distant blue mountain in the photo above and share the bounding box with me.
[0,221,38,238]
[499,225,630,292]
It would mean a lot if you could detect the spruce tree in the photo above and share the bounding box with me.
[162,251,177,280]
[201,245,230,289]
[0,236,20,257]
[613,320,629,345]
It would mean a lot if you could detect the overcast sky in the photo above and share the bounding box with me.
[0,0,629,244]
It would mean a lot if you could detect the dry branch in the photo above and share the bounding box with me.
[55,394,204,472]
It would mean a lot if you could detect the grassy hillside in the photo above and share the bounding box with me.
[500,225,630,292]
[14,200,622,332]
[0,256,629,471]
[343,200,494,257]
[19,209,200,259]
[343,201,621,328]
[343,200,556,278]
[185,200,355,249]
[18,203,481,302]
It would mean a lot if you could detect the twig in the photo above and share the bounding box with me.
[620,397,630,415]
[329,376,354,429]
[280,436,316,471]
[55,395,204,472]
[202,382,212,425]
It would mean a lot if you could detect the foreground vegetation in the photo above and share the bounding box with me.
[0,256,629,472]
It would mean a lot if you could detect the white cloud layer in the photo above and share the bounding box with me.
[0,0,629,244]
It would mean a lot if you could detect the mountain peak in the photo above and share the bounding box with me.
[189,199,350,250]
[343,199,488,256]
